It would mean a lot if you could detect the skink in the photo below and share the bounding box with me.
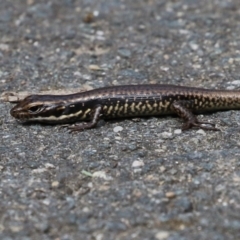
[10,84,240,132]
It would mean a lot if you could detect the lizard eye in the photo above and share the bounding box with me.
[28,106,41,113]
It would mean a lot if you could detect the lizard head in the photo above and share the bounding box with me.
[10,95,66,123]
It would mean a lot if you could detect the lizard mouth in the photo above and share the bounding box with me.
[12,112,32,123]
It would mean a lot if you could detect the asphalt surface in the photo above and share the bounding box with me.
[1,0,240,239]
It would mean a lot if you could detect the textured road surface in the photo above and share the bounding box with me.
[1,0,240,239]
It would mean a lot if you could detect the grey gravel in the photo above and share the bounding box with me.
[117,48,132,58]
[1,0,240,240]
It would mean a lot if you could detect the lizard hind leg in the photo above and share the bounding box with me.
[172,101,220,131]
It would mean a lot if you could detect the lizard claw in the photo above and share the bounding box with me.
[182,120,220,131]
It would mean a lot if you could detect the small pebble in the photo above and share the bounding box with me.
[33,41,39,47]
[73,71,82,76]
[155,231,170,240]
[93,11,99,17]
[115,136,122,140]
[160,66,169,71]
[117,48,132,58]
[42,199,51,206]
[189,42,199,51]
[165,191,176,198]
[174,129,182,134]
[161,131,173,139]
[44,163,55,169]
[89,64,101,71]
[113,126,123,133]
[132,160,144,168]
[0,43,9,51]
[96,30,104,36]
[231,80,240,85]
[51,181,60,188]
[95,233,104,240]
[32,168,47,173]
[92,171,112,180]
[226,86,235,90]
[196,129,206,136]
